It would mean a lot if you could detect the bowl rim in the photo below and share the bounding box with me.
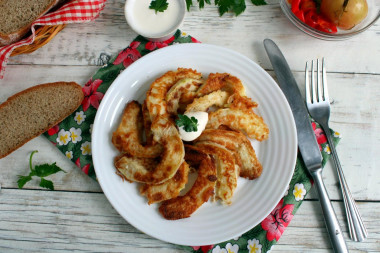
[280,0,380,40]
[124,0,186,41]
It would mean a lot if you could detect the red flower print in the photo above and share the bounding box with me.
[75,157,90,175]
[191,245,214,253]
[191,37,201,43]
[312,122,327,151]
[113,41,141,68]
[261,199,294,242]
[47,125,59,136]
[82,79,104,112]
[145,36,175,50]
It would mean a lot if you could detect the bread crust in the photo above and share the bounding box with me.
[0,81,84,159]
[0,0,61,46]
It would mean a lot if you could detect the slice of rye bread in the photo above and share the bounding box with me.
[0,0,61,46]
[0,82,84,159]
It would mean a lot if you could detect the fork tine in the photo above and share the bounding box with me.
[311,60,317,103]
[317,59,323,103]
[305,61,311,104]
[322,58,329,102]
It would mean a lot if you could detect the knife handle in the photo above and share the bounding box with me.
[311,170,348,253]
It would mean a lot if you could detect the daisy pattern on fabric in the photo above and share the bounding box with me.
[261,199,294,242]
[283,184,290,197]
[113,41,141,68]
[65,151,73,160]
[212,246,227,253]
[334,131,341,138]
[82,79,104,112]
[247,239,262,253]
[69,127,82,144]
[324,145,331,154]
[56,129,71,145]
[74,111,86,125]
[225,243,239,253]
[80,141,92,155]
[293,183,307,201]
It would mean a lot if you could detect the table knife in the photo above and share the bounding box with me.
[263,38,348,253]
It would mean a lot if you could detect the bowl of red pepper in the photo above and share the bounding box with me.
[280,0,380,40]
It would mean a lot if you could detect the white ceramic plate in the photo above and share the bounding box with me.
[92,43,297,246]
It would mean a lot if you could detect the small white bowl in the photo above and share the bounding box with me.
[125,0,186,41]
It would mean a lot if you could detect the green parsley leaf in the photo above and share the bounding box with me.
[166,0,267,16]
[34,163,65,178]
[251,0,267,6]
[149,0,169,14]
[176,114,198,132]
[17,150,65,190]
[185,0,212,11]
[215,0,246,16]
[17,175,32,189]
[40,178,54,190]
[185,0,193,10]
[29,150,38,172]
[199,0,211,9]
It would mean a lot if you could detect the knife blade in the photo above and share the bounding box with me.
[264,38,348,253]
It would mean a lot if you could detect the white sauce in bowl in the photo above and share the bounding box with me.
[125,0,186,41]
[178,111,209,142]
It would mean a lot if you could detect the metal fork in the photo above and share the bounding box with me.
[305,58,368,242]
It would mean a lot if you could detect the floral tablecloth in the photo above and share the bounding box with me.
[43,30,340,253]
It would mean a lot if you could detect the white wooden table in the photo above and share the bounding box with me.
[0,0,379,252]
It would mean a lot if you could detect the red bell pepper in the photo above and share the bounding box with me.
[289,0,337,34]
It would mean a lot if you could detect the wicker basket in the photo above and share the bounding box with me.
[10,24,66,57]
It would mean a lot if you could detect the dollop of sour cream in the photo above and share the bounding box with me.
[125,0,184,38]
[178,111,209,142]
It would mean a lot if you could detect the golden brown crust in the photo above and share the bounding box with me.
[112,100,162,158]
[185,90,229,113]
[226,93,258,110]
[140,161,190,204]
[159,145,216,220]
[195,129,262,179]
[142,100,155,145]
[146,68,202,120]
[114,115,184,184]
[0,81,83,159]
[197,73,245,97]
[194,141,238,205]
[115,68,198,184]
[207,108,269,141]
[197,73,229,96]
[166,78,203,115]
[112,68,269,219]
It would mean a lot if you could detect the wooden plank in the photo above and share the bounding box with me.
[5,0,380,74]
[0,0,378,252]
[0,189,378,252]
[0,65,97,100]
[291,71,380,201]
